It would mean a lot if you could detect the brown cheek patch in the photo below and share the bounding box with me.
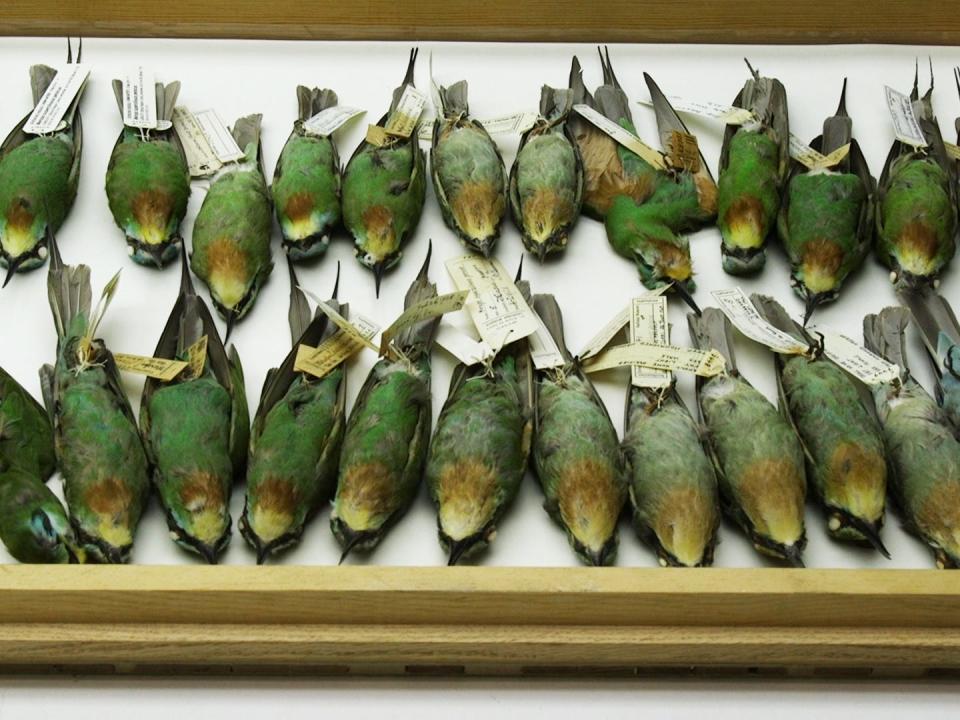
[724,195,764,232]
[361,205,394,236]
[284,192,316,223]
[179,471,227,511]
[801,238,844,276]
[734,457,805,538]
[84,476,135,520]
[207,237,249,279]
[132,189,174,232]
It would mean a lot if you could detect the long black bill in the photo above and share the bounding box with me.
[673,282,702,317]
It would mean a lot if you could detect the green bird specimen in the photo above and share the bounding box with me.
[623,383,720,567]
[342,48,426,295]
[0,366,82,563]
[426,282,532,565]
[864,307,960,568]
[105,78,190,268]
[242,261,347,563]
[272,86,341,261]
[139,247,248,563]
[688,308,807,565]
[431,79,508,256]
[39,239,150,563]
[751,294,888,554]
[898,288,960,438]
[601,66,718,314]
[778,80,875,323]
[0,462,82,564]
[875,66,958,291]
[509,85,583,261]
[0,41,85,286]
[717,60,789,276]
[332,245,438,561]
[191,114,273,337]
[531,294,626,566]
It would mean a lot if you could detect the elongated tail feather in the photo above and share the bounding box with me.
[863,307,911,373]
[296,86,338,122]
[393,242,438,359]
[687,308,738,372]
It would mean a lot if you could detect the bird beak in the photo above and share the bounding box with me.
[373,262,387,298]
[803,293,824,327]
[673,282,702,316]
[224,309,238,342]
[2,253,29,288]
[782,544,805,568]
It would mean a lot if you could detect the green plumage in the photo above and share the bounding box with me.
[431,80,507,257]
[105,79,190,268]
[532,294,625,566]
[509,87,583,261]
[688,308,806,565]
[0,464,80,563]
[864,307,960,568]
[191,114,273,329]
[272,87,341,261]
[623,386,719,567]
[426,350,531,565]
[0,365,55,479]
[0,63,83,282]
[341,49,426,294]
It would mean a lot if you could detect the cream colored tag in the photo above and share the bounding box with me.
[572,104,666,170]
[434,323,495,366]
[884,85,928,148]
[313,300,380,352]
[186,335,208,379]
[638,96,755,125]
[194,109,245,163]
[582,342,725,378]
[122,67,157,130]
[528,311,566,370]
[379,290,469,355]
[24,64,90,135]
[630,296,672,388]
[480,111,539,135]
[445,255,539,351]
[303,106,365,137]
[789,134,850,170]
[295,316,379,380]
[366,124,393,147]
[667,130,701,172]
[944,141,960,161]
[384,85,428,138]
[173,106,222,177]
[711,288,807,354]
[578,285,670,361]
[807,326,901,386]
[114,353,188,382]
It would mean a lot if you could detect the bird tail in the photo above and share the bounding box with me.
[539,86,573,124]
[750,294,809,346]
[438,80,469,117]
[29,64,58,106]
[532,294,571,362]
[687,308,738,372]
[296,86,338,122]
[821,78,853,156]
[568,56,593,107]
[231,114,263,166]
[593,49,632,125]
[394,242,439,360]
[110,79,181,124]
[389,47,419,114]
[863,307,911,373]
[898,288,960,366]
[46,230,92,341]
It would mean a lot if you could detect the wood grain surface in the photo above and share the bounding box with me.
[2,1,959,44]
[2,566,959,674]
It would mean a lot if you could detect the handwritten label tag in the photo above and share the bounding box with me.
[435,323,495,366]
[366,124,394,147]
[528,311,566,370]
[667,130,701,172]
[807,325,901,386]
[172,106,222,177]
[711,288,807,354]
[303,106,365,137]
[114,353,188,382]
[638,96,755,125]
[630,296,672,388]
[379,290,469,355]
[582,341,724,378]
[573,104,666,170]
[445,255,539,352]
[295,314,380,380]
[481,111,539,135]
[313,300,380,353]
[384,85,428,139]
[578,286,670,361]
[23,64,89,135]
[194,109,246,163]
[121,67,158,130]
[944,141,960,161]
[789,135,851,171]
[186,335,208,379]
[884,86,928,148]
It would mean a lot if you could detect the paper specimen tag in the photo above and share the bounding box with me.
[582,341,725,378]
[313,300,380,353]
[23,64,90,135]
[789,134,850,170]
[807,326,901,386]
[384,85,428,138]
[295,315,379,380]
[303,106,365,137]
[379,290,469,355]
[639,96,755,125]
[194,109,245,163]
[366,124,394,147]
[528,311,566,370]
[944,141,960,161]
[480,111,540,135]
[883,86,928,148]
[573,104,666,170]
[172,107,222,177]
[114,353,188,382]
[434,323,495,366]
[122,67,157,130]
[185,335,208,379]
[577,286,670,361]
[667,130,701,172]
[630,296,672,388]
[445,255,539,352]
[711,288,807,354]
